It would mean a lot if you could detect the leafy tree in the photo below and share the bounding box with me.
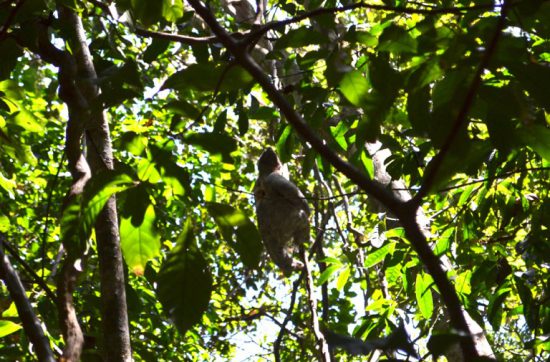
[0,0,549,361]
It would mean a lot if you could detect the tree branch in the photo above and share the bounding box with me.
[274,276,301,362]
[245,1,497,44]
[0,234,56,362]
[1,239,56,302]
[412,0,511,203]
[135,27,217,45]
[57,6,132,361]
[185,0,480,358]
[0,0,25,40]
[300,246,331,361]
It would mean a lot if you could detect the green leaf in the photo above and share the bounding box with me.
[364,242,395,268]
[183,132,237,163]
[150,143,193,198]
[60,169,136,253]
[162,0,183,22]
[157,220,213,335]
[0,171,15,193]
[336,266,351,291]
[143,38,170,63]
[378,24,417,54]
[117,132,148,156]
[206,203,262,269]
[515,276,537,330]
[434,228,453,257]
[162,63,254,92]
[0,320,22,338]
[137,158,162,183]
[415,272,434,319]
[339,70,370,107]
[83,170,136,232]
[131,0,163,27]
[275,27,329,49]
[317,264,342,286]
[0,213,9,232]
[237,110,248,136]
[121,204,161,275]
[517,125,550,162]
[343,28,378,47]
[166,100,201,119]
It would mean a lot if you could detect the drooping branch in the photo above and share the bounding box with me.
[0,235,56,362]
[184,0,479,359]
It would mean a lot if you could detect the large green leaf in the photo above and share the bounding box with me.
[162,0,183,22]
[183,132,237,163]
[364,242,396,268]
[206,202,262,269]
[120,204,161,275]
[415,272,434,319]
[339,70,370,107]
[274,26,329,49]
[61,169,136,253]
[162,63,254,93]
[517,125,550,162]
[156,220,213,335]
[377,24,417,54]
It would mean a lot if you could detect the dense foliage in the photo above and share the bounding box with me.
[0,0,549,361]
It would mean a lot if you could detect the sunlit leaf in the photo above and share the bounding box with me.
[317,264,342,286]
[0,320,22,338]
[364,242,396,268]
[120,204,161,275]
[339,70,369,107]
[336,266,351,291]
[415,272,434,319]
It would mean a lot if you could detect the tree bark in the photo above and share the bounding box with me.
[0,235,55,362]
[57,7,132,361]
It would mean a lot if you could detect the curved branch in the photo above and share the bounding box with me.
[185,0,480,359]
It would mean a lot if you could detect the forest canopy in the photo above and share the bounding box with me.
[0,0,549,361]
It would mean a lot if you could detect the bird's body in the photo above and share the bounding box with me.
[254,148,309,276]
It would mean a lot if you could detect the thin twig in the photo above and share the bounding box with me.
[135,27,217,45]
[274,276,302,362]
[300,246,331,361]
